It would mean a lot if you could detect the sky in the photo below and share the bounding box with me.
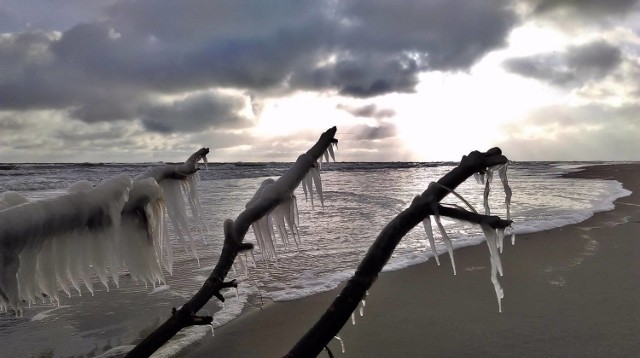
[1,0,639,163]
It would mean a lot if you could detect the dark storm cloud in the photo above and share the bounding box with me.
[503,40,623,87]
[336,104,395,119]
[0,0,118,32]
[351,122,397,141]
[291,53,424,98]
[0,0,518,128]
[138,92,251,133]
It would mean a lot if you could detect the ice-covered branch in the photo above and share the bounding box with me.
[135,148,209,182]
[286,148,508,357]
[0,148,209,315]
[125,127,338,358]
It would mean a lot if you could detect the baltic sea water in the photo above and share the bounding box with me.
[0,161,630,357]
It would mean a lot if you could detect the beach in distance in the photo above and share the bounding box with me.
[180,164,640,358]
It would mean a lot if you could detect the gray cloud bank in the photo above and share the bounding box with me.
[504,41,623,87]
[1,0,517,131]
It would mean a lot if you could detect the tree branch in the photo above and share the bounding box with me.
[436,205,512,229]
[125,127,337,357]
[135,148,210,182]
[286,148,508,357]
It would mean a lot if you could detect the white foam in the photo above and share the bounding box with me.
[30,305,69,321]
[269,270,354,301]
[149,285,170,295]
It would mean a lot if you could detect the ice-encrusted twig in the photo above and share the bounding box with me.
[422,215,440,265]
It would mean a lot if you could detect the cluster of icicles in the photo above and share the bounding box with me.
[0,163,209,315]
[237,143,337,273]
[422,163,514,312]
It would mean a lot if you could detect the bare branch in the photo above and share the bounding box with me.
[286,148,508,357]
[125,128,337,357]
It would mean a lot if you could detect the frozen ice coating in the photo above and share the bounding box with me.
[0,154,211,313]
[327,143,336,162]
[498,163,512,220]
[433,214,456,275]
[334,335,346,353]
[303,171,315,208]
[310,163,325,209]
[483,170,493,215]
[497,228,505,254]
[481,223,505,313]
[159,179,200,265]
[184,174,211,239]
[421,215,440,266]
[0,174,134,312]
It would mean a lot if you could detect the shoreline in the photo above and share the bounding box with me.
[181,163,640,357]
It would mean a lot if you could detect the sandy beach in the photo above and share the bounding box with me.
[179,164,640,357]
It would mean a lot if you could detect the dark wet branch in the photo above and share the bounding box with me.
[286,148,508,357]
[436,205,512,228]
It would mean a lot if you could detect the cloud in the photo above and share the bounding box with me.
[336,104,395,119]
[531,0,639,19]
[138,92,252,133]
[498,103,640,160]
[350,122,397,141]
[503,40,623,87]
[1,0,518,121]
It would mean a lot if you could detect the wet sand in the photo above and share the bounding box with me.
[179,164,640,357]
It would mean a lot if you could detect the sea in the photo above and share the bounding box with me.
[0,161,632,357]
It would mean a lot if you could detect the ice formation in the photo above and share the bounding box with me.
[419,161,514,313]
[422,215,440,266]
[247,179,301,265]
[433,214,456,275]
[0,151,210,314]
[0,174,133,314]
[480,224,505,313]
[247,146,334,266]
[333,335,346,353]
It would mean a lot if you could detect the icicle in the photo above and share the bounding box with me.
[159,179,200,265]
[359,299,365,317]
[351,312,356,325]
[234,255,248,278]
[498,163,512,221]
[422,214,440,266]
[35,239,59,305]
[303,172,315,208]
[483,170,492,215]
[473,172,481,184]
[497,228,505,254]
[480,224,504,313]
[433,215,456,275]
[310,164,324,209]
[509,226,516,245]
[301,177,309,201]
[333,335,345,353]
[202,154,209,170]
[209,324,215,337]
[323,149,330,163]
